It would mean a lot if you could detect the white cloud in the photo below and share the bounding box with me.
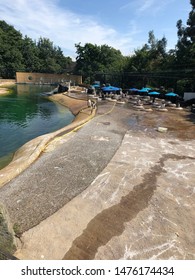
[120,0,176,16]
[138,0,156,13]
[0,0,183,58]
[0,0,140,58]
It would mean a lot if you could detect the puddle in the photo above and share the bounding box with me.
[126,106,195,140]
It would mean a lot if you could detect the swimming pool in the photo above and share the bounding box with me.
[0,84,74,169]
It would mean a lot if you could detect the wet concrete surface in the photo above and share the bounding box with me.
[0,98,195,260]
[63,153,194,260]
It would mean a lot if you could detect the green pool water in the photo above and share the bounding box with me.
[0,84,74,169]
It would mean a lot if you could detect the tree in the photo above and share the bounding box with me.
[175,0,195,91]
[21,36,40,72]
[74,42,126,83]
[186,0,195,43]
[125,31,167,73]
[176,0,195,61]
[53,47,72,73]
[0,20,25,77]
[0,20,73,78]
[74,43,102,81]
[36,37,72,73]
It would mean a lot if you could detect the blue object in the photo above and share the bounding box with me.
[102,86,120,91]
[92,84,100,88]
[142,87,151,91]
[165,92,178,97]
[129,88,139,91]
[148,91,160,95]
[138,88,149,93]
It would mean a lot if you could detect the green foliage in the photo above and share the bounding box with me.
[125,31,168,73]
[175,0,195,90]
[0,20,72,78]
[74,1,194,90]
[177,79,194,94]
[74,42,126,83]
[176,0,195,60]
[186,0,195,43]
[0,21,24,77]
[0,0,194,92]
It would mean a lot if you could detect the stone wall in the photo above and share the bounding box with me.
[16,72,82,85]
[0,79,16,84]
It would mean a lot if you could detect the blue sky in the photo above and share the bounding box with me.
[0,0,191,59]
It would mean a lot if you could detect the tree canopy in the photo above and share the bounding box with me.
[0,0,194,92]
[74,43,127,84]
[174,0,195,91]
[0,20,72,78]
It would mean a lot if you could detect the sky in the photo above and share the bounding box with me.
[0,0,191,59]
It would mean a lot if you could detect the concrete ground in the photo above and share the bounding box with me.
[0,95,195,260]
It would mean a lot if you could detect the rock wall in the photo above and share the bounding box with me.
[16,72,82,85]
